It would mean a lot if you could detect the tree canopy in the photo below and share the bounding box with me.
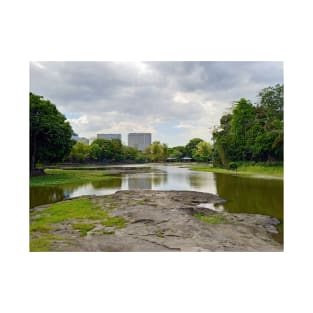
[30,93,73,175]
[212,84,283,167]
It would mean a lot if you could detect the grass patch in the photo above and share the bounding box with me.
[190,163,283,178]
[30,197,127,248]
[30,169,117,187]
[30,222,51,233]
[31,198,110,224]
[101,216,126,228]
[72,223,95,236]
[30,234,64,252]
[194,213,229,224]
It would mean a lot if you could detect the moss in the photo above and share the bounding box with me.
[30,234,64,252]
[72,223,95,236]
[194,213,229,224]
[156,232,165,238]
[30,222,51,233]
[30,198,110,225]
[30,197,127,248]
[101,216,126,228]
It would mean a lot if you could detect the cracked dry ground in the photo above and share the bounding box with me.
[30,190,283,252]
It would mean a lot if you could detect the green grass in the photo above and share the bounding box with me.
[101,216,126,228]
[194,213,229,224]
[30,234,65,252]
[30,169,116,187]
[190,163,283,178]
[72,223,96,236]
[30,197,127,251]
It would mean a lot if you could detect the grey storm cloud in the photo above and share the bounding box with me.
[30,61,283,145]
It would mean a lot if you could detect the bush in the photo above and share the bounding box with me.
[229,162,237,171]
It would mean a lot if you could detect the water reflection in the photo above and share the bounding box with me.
[30,186,65,208]
[30,164,283,243]
[127,175,152,189]
[214,173,283,220]
[30,165,283,223]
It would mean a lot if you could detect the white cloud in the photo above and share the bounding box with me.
[30,61,283,146]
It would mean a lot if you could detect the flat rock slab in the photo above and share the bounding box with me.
[31,190,283,252]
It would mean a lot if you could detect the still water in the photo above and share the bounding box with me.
[30,164,283,241]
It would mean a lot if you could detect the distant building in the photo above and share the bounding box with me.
[97,133,122,141]
[71,135,89,145]
[128,133,151,151]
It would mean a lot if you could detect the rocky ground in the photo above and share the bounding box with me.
[30,190,283,252]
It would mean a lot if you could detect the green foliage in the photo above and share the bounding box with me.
[67,138,144,163]
[30,93,74,174]
[228,162,237,171]
[212,84,283,166]
[69,142,91,162]
[168,146,186,159]
[144,141,168,162]
[192,141,212,161]
[185,138,204,157]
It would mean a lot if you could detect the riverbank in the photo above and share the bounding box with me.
[30,190,282,252]
[30,167,155,187]
[189,163,283,179]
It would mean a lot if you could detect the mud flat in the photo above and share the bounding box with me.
[30,190,282,252]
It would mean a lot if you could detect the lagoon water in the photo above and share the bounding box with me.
[30,164,283,241]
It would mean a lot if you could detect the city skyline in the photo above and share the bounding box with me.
[30,61,283,146]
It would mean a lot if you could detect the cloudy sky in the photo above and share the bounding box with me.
[30,61,283,146]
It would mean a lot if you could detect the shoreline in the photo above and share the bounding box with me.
[30,190,283,252]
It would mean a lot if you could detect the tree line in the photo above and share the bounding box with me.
[67,138,212,163]
[30,83,283,175]
[212,84,283,167]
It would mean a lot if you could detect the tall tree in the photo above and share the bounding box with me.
[192,141,212,162]
[185,138,204,157]
[30,93,73,175]
[69,142,90,162]
[144,141,168,162]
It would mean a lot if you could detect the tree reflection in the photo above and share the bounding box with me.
[91,177,122,189]
[215,173,283,220]
[30,186,65,208]
[128,176,152,189]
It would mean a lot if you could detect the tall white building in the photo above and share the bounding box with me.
[128,133,151,151]
[97,133,121,141]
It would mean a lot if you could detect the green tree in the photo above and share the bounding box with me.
[231,98,255,160]
[212,84,284,165]
[111,139,123,161]
[192,141,212,162]
[168,146,186,159]
[69,142,90,162]
[122,146,138,160]
[30,93,73,175]
[185,138,204,157]
[90,143,101,161]
[144,141,168,162]
[90,139,114,161]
